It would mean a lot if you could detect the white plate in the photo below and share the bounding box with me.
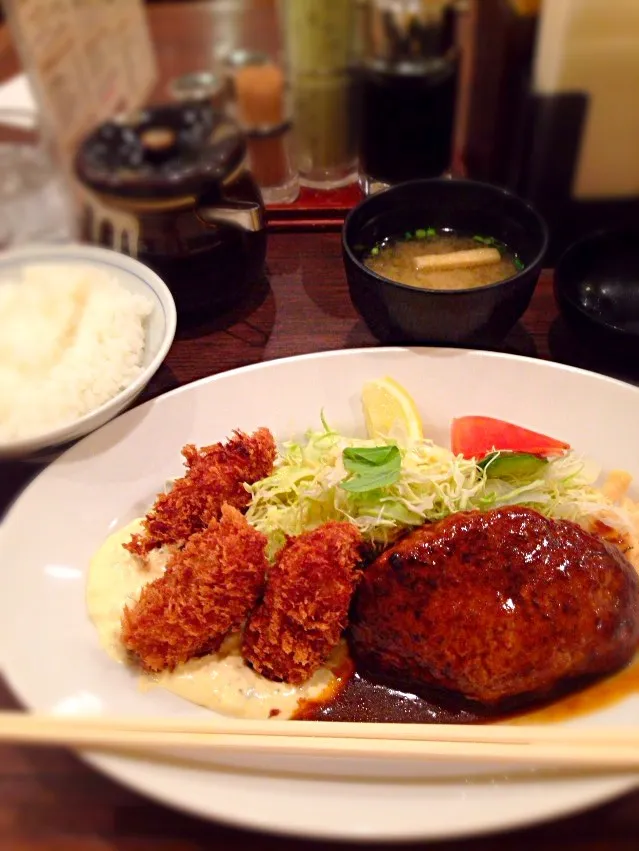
[1,347,638,842]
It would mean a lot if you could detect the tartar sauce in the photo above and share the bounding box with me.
[86,520,338,719]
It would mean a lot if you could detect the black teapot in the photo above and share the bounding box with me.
[75,101,267,317]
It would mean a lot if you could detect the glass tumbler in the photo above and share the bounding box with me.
[0,109,75,247]
[280,0,358,189]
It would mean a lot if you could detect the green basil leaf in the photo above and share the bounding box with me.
[341,466,401,492]
[341,445,401,492]
[343,445,398,470]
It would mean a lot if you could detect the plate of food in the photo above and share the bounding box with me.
[0,347,638,841]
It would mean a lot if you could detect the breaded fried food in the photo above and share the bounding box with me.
[242,522,364,684]
[122,504,268,672]
[125,427,276,556]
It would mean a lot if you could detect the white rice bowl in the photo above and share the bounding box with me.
[0,244,176,459]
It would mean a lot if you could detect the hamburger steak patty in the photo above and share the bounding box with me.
[349,507,639,708]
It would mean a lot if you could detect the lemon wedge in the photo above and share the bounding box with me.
[361,376,423,444]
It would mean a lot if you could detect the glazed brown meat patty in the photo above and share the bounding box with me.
[349,507,639,708]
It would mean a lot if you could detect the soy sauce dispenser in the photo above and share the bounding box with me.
[356,0,460,194]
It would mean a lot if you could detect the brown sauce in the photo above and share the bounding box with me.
[295,669,486,723]
[295,654,639,724]
[512,657,639,724]
[591,518,633,557]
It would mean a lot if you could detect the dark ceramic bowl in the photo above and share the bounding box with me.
[342,179,548,345]
[554,229,639,353]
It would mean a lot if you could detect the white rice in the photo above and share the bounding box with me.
[0,264,153,442]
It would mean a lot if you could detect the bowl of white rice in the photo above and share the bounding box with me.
[0,243,176,458]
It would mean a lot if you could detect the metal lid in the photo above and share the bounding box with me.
[224,49,271,71]
[75,101,246,201]
[168,71,226,103]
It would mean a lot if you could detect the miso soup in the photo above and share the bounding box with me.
[364,230,523,291]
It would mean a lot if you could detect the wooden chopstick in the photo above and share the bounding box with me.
[0,713,638,768]
[0,712,636,744]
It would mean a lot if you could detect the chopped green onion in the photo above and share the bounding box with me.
[415,228,427,239]
[426,227,436,236]
[404,231,413,240]
[473,235,495,245]
[370,246,380,256]
[514,256,525,271]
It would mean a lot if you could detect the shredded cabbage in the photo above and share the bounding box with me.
[246,421,634,557]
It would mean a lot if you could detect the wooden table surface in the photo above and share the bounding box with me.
[1,4,639,850]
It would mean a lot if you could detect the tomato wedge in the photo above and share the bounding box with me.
[451,416,570,459]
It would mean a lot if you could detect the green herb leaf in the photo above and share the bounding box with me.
[344,446,397,468]
[341,469,400,492]
[341,445,401,492]
[514,255,525,271]
[415,228,427,239]
[426,227,436,236]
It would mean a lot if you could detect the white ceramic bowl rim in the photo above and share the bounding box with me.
[0,243,177,454]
